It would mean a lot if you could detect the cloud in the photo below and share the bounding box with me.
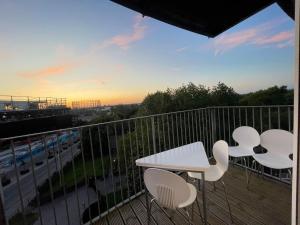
[254,30,294,45]
[176,47,188,52]
[18,15,145,80]
[94,14,147,51]
[19,63,75,78]
[212,18,294,55]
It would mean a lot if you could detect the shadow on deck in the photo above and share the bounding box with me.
[95,166,291,225]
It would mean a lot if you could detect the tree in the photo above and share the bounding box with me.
[239,85,293,106]
[210,82,240,106]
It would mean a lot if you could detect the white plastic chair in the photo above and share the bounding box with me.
[228,126,260,184]
[251,129,293,181]
[144,168,200,224]
[188,140,233,223]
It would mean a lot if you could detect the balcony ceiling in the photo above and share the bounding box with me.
[111,0,295,37]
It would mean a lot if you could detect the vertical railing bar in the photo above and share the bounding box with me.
[278,107,281,129]
[187,111,191,143]
[151,116,156,154]
[66,131,81,224]
[171,114,178,148]
[27,137,43,225]
[128,121,137,195]
[134,120,143,192]
[176,113,180,146]
[114,123,124,202]
[218,108,221,139]
[208,108,213,152]
[167,115,171,149]
[171,114,175,148]
[233,108,236,133]
[42,136,58,225]
[268,107,272,176]
[140,119,146,162]
[55,135,71,225]
[97,125,109,211]
[146,118,151,155]
[260,108,263,133]
[10,140,27,225]
[198,110,202,142]
[245,108,248,126]
[227,108,231,145]
[183,112,188,144]
[121,123,130,200]
[180,113,184,145]
[88,128,101,215]
[239,108,241,126]
[252,107,255,128]
[222,108,226,140]
[191,111,195,142]
[201,109,206,150]
[161,115,167,151]
[195,110,199,141]
[80,129,92,224]
[106,125,117,205]
[156,116,162,152]
[205,109,210,153]
[288,107,291,132]
[268,107,271,129]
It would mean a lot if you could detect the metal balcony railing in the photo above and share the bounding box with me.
[0,105,293,225]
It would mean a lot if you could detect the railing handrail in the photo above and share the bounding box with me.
[0,104,293,141]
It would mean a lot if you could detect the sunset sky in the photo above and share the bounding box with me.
[0,1,295,105]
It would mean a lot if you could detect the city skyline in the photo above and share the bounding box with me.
[0,1,295,105]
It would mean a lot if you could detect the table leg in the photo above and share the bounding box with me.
[201,172,207,225]
[144,168,151,225]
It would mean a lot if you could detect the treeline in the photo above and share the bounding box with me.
[138,82,293,115]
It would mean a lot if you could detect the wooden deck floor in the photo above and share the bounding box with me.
[94,166,291,225]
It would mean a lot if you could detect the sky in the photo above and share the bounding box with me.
[0,1,295,105]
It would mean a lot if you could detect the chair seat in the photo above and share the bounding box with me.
[253,153,292,169]
[178,183,197,208]
[228,146,254,158]
[188,165,223,182]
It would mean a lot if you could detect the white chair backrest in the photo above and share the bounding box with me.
[213,140,229,173]
[232,126,260,148]
[144,168,190,209]
[260,129,293,155]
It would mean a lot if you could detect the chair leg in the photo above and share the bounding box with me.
[221,179,233,224]
[213,182,216,191]
[196,196,203,221]
[261,165,264,179]
[184,208,193,225]
[247,159,256,189]
[191,201,194,221]
[242,157,249,185]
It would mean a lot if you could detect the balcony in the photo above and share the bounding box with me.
[0,105,293,225]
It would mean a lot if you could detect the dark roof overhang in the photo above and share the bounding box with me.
[111,0,295,37]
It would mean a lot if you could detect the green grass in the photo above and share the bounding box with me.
[38,156,109,202]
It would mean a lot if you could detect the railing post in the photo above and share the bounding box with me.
[211,108,217,144]
[151,116,156,154]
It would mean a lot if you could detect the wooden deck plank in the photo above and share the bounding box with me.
[130,198,158,225]
[118,201,142,225]
[106,208,124,225]
[94,216,109,225]
[93,166,291,225]
[139,195,175,225]
[222,167,291,224]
